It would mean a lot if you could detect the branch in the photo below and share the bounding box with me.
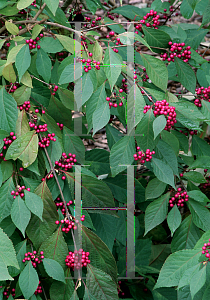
[33,2,47,21]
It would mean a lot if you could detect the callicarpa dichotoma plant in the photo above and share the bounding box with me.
[1,0,210,299]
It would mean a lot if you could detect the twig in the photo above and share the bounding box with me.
[33,3,47,21]
[30,75,51,87]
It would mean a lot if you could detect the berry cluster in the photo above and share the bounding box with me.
[120,77,128,93]
[57,122,64,130]
[18,100,31,111]
[31,0,36,6]
[3,288,15,299]
[11,186,30,199]
[82,58,101,72]
[56,218,77,232]
[34,282,42,295]
[55,197,73,216]
[118,281,125,297]
[179,129,198,136]
[0,132,17,161]
[5,82,20,93]
[144,100,177,130]
[135,10,160,33]
[201,175,210,189]
[106,96,123,108]
[201,240,210,261]
[29,123,48,132]
[194,86,210,107]
[65,249,90,270]
[54,152,77,171]
[56,51,67,61]
[22,251,44,268]
[51,85,58,95]
[25,34,43,50]
[34,108,45,114]
[160,42,191,63]
[142,68,149,82]
[84,16,101,28]
[105,31,123,53]
[133,147,155,164]
[39,133,56,148]
[169,187,189,207]
[162,5,178,20]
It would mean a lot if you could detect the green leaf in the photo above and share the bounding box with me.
[104,46,122,91]
[144,193,170,235]
[13,85,31,105]
[178,263,201,289]
[15,109,30,138]
[174,57,196,93]
[44,0,59,15]
[187,190,209,203]
[59,63,82,84]
[145,178,167,200]
[26,181,58,249]
[171,215,201,252]
[171,130,188,154]
[47,96,72,129]
[127,84,146,134]
[49,270,76,300]
[183,171,206,183]
[42,258,65,282]
[202,1,210,26]
[39,227,68,270]
[2,63,16,83]
[92,101,110,136]
[93,40,103,62]
[141,53,168,91]
[152,158,175,189]
[153,115,167,139]
[58,88,74,110]
[63,127,85,164]
[154,249,201,288]
[0,177,16,222]
[86,265,118,300]
[5,21,19,35]
[55,35,81,56]
[135,239,152,266]
[167,205,182,236]
[173,100,205,121]
[36,48,52,83]
[31,24,44,40]
[191,135,210,157]
[21,71,33,88]
[19,262,39,299]
[110,135,135,177]
[143,28,171,52]
[24,190,43,221]
[11,195,31,238]
[106,124,123,150]
[190,265,206,299]
[155,140,179,176]
[0,86,18,132]
[67,172,116,211]
[5,131,38,168]
[6,44,24,66]
[1,161,13,182]
[188,199,210,231]
[135,108,156,151]
[0,227,19,280]
[15,44,31,82]
[38,37,63,53]
[82,226,118,283]
[75,71,94,108]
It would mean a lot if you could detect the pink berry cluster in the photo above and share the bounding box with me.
[84,16,101,28]
[105,31,123,53]
[179,129,198,136]
[51,85,58,95]
[39,133,56,148]
[57,122,64,130]
[18,100,31,111]
[144,100,177,130]
[34,282,42,295]
[118,281,125,297]
[194,86,210,107]
[29,122,48,132]
[106,96,123,108]
[65,249,90,270]
[120,77,128,93]
[56,51,67,61]
[133,147,155,164]
[5,82,20,93]
[34,108,45,114]
[169,187,189,207]
[82,57,101,72]
[135,10,160,33]
[55,197,73,216]
[11,186,30,199]
[0,132,16,161]
[54,152,77,171]
[162,5,178,20]
[3,288,15,299]
[81,35,93,47]
[142,68,149,82]
[201,175,210,189]
[31,0,36,6]
[56,218,78,232]
[160,42,191,63]
[22,250,44,268]
[201,240,210,261]
[25,34,43,50]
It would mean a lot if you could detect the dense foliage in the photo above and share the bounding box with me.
[1,0,210,299]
